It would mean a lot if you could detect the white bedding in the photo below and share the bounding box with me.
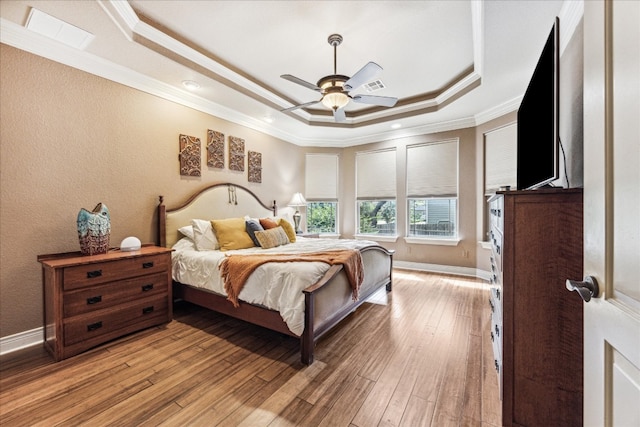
[171,236,377,335]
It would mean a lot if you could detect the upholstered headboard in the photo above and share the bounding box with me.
[158,183,277,248]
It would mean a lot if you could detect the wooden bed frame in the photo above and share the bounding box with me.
[157,183,394,365]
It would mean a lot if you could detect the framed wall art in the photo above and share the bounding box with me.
[207,129,225,169]
[229,136,245,172]
[178,134,201,177]
[248,151,262,183]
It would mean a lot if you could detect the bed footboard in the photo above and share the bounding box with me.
[300,245,393,364]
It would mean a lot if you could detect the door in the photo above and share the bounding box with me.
[582,1,640,426]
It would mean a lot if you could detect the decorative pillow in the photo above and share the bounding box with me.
[210,218,255,251]
[178,225,195,241]
[259,217,279,229]
[245,219,264,246]
[278,218,297,243]
[254,226,290,249]
[191,219,219,250]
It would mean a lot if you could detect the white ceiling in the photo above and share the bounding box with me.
[0,0,570,147]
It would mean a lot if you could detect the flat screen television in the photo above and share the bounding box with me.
[516,17,560,190]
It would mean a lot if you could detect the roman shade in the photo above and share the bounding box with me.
[484,123,517,195]
[407,140,458,197]
[305,154,338,200]
[356,149,396,199]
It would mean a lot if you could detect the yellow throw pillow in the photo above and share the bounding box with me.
[254,226,290,249]
[278,218,296,243]
[210,218,255,251]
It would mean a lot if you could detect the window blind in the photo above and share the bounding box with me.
[406,140,458,197]
[484,123,517,195]
[305,153,338,200]
[356,149,396,199]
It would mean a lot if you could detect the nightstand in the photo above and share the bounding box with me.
[38,245,173,361]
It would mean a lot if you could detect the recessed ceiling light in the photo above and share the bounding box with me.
[182,80,200,90]
[263,116,274,124]
[391,123,402,129]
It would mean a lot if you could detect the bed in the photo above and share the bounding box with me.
[157,183,394,365]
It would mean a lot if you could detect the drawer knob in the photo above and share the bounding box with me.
[86,295,102,305]
[141,284,154,292]
[87,269,102,279]
[142,306,154,314]
[87,321,103,331]
[142,262,154,269]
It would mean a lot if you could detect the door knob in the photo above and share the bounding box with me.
[566,276,599,302]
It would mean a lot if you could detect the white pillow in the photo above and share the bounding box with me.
[178,225,195,240]
[191,219,219,250]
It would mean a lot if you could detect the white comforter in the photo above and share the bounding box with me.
[171,236,377,335]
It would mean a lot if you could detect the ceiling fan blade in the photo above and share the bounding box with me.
[333,108,346,122]
[344,62,383,91]
[280,74,321,91]
[281,100,321,113]
[352,94,398,108]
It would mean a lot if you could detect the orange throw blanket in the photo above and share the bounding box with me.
[219,250,364,308]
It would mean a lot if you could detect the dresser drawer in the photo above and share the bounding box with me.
[63,253,170,290]
[489,195,504,231]
[490,227,503,272]
[63,273,168,317]
[63,296,168,346]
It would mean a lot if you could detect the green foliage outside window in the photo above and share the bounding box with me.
[358,200,396,234]
[307,202,337,233]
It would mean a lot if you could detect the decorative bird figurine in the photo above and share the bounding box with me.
[77,203,111,255]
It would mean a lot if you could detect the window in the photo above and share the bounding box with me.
[358,200,397,235]
[406,140,458,239]
[307,201,337,233]
[305,154,338,234]
[408,198,457,237]
[356,149,396,236]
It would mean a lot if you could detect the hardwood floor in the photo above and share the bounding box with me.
[0,270,501,426]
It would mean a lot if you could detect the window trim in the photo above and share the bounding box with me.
[404,236,460,246]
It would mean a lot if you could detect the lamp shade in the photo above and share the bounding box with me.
[288,192,307,207]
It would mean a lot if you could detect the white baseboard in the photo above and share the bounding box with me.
[0,264,491,357]
[0,327,43,356]
[394,260,492,282]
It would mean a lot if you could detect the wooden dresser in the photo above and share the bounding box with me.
[38,245,173,361]
[488,188,583,426]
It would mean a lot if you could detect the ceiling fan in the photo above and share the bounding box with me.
[280,34,398,122]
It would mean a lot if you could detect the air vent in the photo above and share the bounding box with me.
[26,8,94,50]
[364,80,386,93]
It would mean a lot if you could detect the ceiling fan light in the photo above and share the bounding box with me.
[321,92,349,110]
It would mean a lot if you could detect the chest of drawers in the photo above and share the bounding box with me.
[488,188,583,426]
[38,246,173,361]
